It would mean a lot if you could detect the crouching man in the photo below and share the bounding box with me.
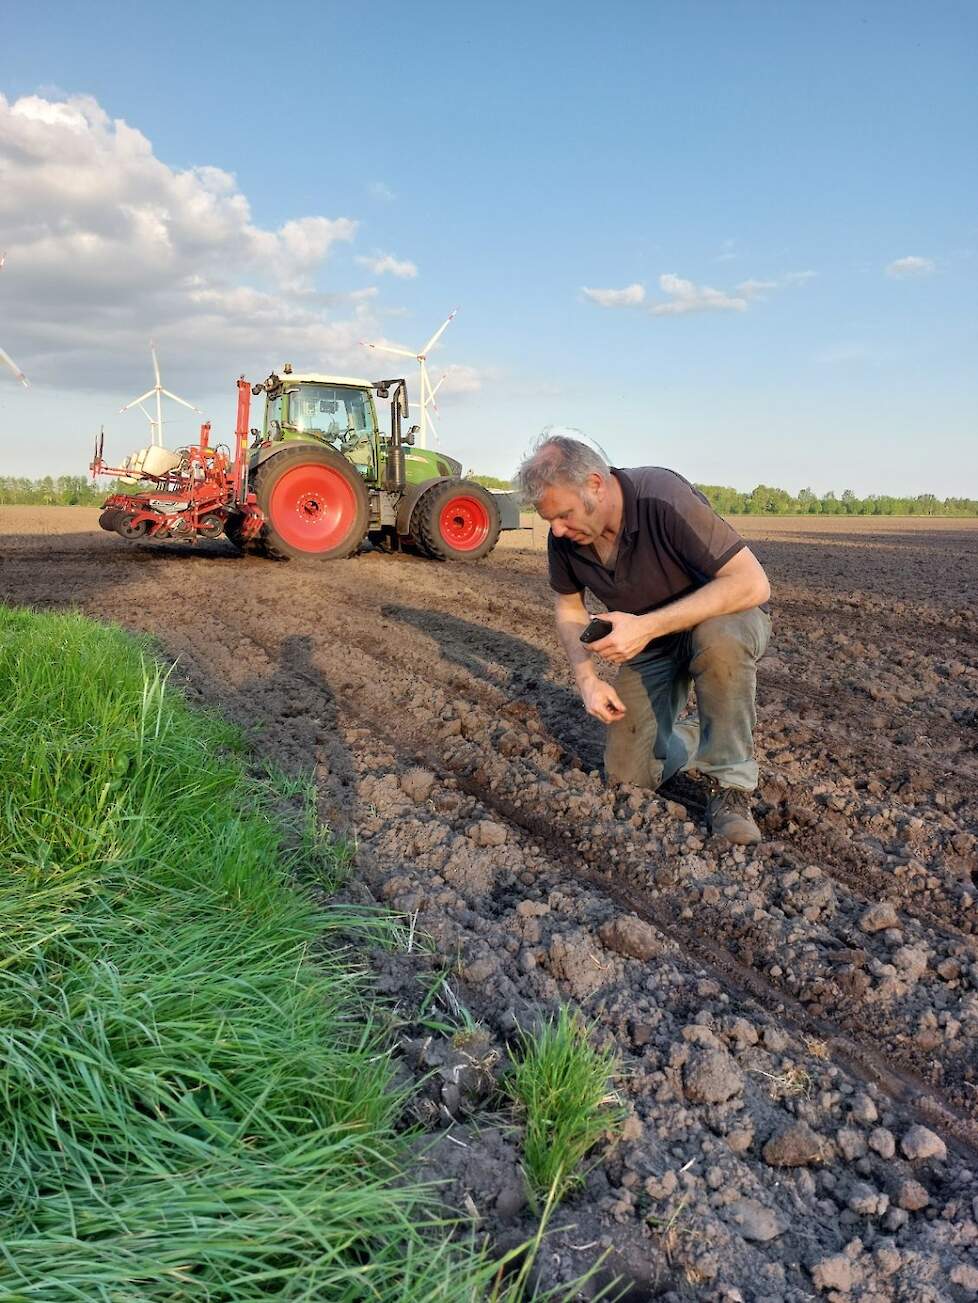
[515,435,772,845]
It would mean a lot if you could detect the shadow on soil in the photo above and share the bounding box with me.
[182,632,358,836]
[380,601,607,770]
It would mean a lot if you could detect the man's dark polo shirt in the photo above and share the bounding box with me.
[548,467,747,616]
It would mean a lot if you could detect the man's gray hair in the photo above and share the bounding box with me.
[513,433,610,506]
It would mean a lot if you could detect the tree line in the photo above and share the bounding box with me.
[0,476,108,506]
[695,484,978,517]
[0,476,161,506]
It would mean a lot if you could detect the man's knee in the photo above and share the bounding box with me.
[690,611,767,674]
[605,717,662,789]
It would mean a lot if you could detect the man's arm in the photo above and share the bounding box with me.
[591,548,770,665]
[554,591,627,722]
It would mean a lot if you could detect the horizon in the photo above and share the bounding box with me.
[0,1,975,496]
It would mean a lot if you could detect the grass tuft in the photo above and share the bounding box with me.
[504,1006,625,1206]
[0,607,503,1299]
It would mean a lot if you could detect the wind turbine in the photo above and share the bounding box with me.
[120,342,201,447]
[361,309,457,449]
[0,253,30,388]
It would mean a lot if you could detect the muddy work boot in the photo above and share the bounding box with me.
[705,783,762,846]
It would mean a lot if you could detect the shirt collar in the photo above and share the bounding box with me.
[612,467,638,538]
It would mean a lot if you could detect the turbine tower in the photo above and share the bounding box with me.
[120,342,201,447]
[0,253,30,388]
[361,309,457,449]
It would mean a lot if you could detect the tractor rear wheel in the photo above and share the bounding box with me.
[416,480,501,561]
[253,446,370,561]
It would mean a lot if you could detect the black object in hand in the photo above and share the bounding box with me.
[580,617,613,644]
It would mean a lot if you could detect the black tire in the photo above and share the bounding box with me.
[99,507,123,532]
[252,446,370,561]
[197,514,224,539]
[224,511,250,552]
[116,514,149,539]
[415,480,501,561]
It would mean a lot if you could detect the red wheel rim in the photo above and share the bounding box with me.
[439,494,490,551]
[268,465,359,552]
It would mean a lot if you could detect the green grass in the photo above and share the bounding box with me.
[505,1008,625,1207]
[0,607,506,1300]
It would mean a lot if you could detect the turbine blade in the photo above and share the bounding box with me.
[360,339,416,358]
[160,387,201,412]
[151,341,161,386]
[420,308,457,357]
[0,345,29,387]
[121,387,157,412]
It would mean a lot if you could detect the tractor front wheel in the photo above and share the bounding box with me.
[415,480,501,561]
[253,446,370,561]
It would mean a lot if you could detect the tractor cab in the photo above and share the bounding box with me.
[256,370,378,463]
[251,367,458,489]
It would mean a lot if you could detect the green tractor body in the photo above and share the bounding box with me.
[235,369,519,561]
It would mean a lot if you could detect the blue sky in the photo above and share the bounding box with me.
[0,0,975,494]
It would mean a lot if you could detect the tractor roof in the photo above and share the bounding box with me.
[281,373,375,388]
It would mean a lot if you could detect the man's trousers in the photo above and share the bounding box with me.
[604,607,771,792]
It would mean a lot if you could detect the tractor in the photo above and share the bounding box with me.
[91,368,520,561]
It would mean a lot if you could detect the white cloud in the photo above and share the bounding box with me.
[886,255,935,278]
[582,268,816,317]
[0,92,370,392]
[355,252,418,279]
[368,180,395,202]
[649,273,747,316]
[736,279,780,298]
[581,283,646,307]
[737,270,816,298]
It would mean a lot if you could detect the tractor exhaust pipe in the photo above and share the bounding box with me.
[385,447,405,491]
[383,380,408,491]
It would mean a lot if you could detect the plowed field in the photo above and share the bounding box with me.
[3,508,977,1301]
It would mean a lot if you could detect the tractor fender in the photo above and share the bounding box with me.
[248,442,295,473]
[395,476,455,538]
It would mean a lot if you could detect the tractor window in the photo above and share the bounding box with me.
[290,385,374,443]
[264,394,283,438]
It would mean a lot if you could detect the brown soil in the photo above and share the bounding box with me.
[3,506,978,1301]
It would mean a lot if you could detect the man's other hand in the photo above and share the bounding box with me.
[590,611,655,664]
[580,679,627,722]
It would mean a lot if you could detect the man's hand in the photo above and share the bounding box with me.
[590,610,659,664]
[580,678,627,722]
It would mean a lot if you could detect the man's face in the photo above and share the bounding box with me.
[537,475,605,544]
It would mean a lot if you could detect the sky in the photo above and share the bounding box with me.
[0,0,975,495]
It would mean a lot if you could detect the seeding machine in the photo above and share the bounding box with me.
[92,370,519,561]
